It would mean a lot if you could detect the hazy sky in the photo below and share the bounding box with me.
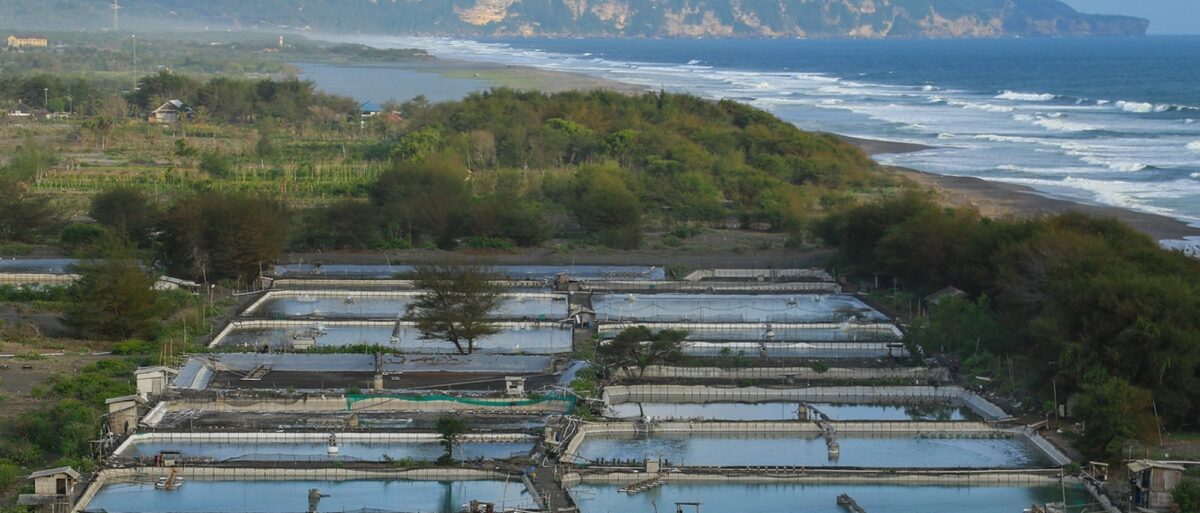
[1062,0,1200,34]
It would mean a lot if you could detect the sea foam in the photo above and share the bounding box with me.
[995,90,1057,101]
[1117,101,1170,114]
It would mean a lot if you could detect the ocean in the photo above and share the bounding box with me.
[327,35,1200,241]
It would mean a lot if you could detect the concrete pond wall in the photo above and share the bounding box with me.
[209,319,573,354]
[143,395,571,427]
[602,385,1010,421]
[74,467,511,513]
[616,365,950,382]
[558,420,1072,468]
[241,290,568,320]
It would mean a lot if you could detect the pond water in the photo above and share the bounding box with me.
[251,294,566,320]
[601,325,899,342]
[593,294,886,323]
[681,341,903,358]
[116,439,532,462]
[0,258,78,274]
[297,62,489,104]
[85,479,532,513]
[269,263,664,281]
[607,402,975,422]
[571,482,1091,513]
[574,433,1047,468]
[218,325,572,354]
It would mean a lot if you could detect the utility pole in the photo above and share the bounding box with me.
[43,88,48,111]
[132,34,137,75]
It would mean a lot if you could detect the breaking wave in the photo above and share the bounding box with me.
[995,90,1057,101]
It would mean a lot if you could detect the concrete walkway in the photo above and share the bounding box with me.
[531,455,578,512]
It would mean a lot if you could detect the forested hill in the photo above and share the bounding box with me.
[1,0,1147,38]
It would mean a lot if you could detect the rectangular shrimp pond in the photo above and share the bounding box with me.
[598,323,901,343]
[269,263,665,281]
[83,478,533,513]
[214,322,572,354]
[593,294,887,323]
[569,482,1092,513]
[244,292,568,320]
[573,433,1050,468]
[113,434,534,463]
[606,402,977,422]
[680,341,905,358]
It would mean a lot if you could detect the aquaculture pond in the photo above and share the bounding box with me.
[574,432,1049,468]
[249,293,567,320]
[0,258,78,274]
[570,482,1092,513]
[593,294,886,323]
[269,263,664,281]
[681,341,903,358]
[217,324,572,354]
[115,439,533,462]
[607,402,975,421]
[84,479,533,513]
[601,324,899,342]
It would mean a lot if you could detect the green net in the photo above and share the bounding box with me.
[346,393,575,413]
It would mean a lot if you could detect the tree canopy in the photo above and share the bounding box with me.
[821,193,1200,459]
[408,264,505,355]
[160,191,289,283]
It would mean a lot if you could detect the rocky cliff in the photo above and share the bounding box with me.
[1,0,1150,38]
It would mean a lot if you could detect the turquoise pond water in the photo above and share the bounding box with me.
[574,433,1048,468]
[219,325,571,353]
[592,294,886,323]
[85,479,533,513]
[608,402,975,421]
[117,440,532,462]
[571,482,1092,513]
[253,295,566,320]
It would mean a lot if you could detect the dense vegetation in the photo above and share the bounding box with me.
[127,72,357,125]
[3,81,887,263]
[301,88,885,249]
[820,191,1200,459]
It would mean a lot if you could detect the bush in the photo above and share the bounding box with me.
[198,151,233,178]
[1174,479,1200,513]
[59,223,108,255]
[462,236,515,251]
[111,338,156,355]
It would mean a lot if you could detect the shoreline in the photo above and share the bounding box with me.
[448,59,1200,243]
[832,135,1200,242]
[887,166,1200,241]
[307,39,1200,245]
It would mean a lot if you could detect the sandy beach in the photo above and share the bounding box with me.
[831,134,1200,240]
[888,166,1200,241]
[436,60,645,94]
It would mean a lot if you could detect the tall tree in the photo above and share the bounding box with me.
[161,191,289,283]
[0,179,60,243]
[434,415,467,465]
[597,326,687,377]
[65,241,165,339]
[409,264,504,355]
[89,187,158,245]
[370,156,469,248]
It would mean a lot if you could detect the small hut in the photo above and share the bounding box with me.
[18,467,80,513]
